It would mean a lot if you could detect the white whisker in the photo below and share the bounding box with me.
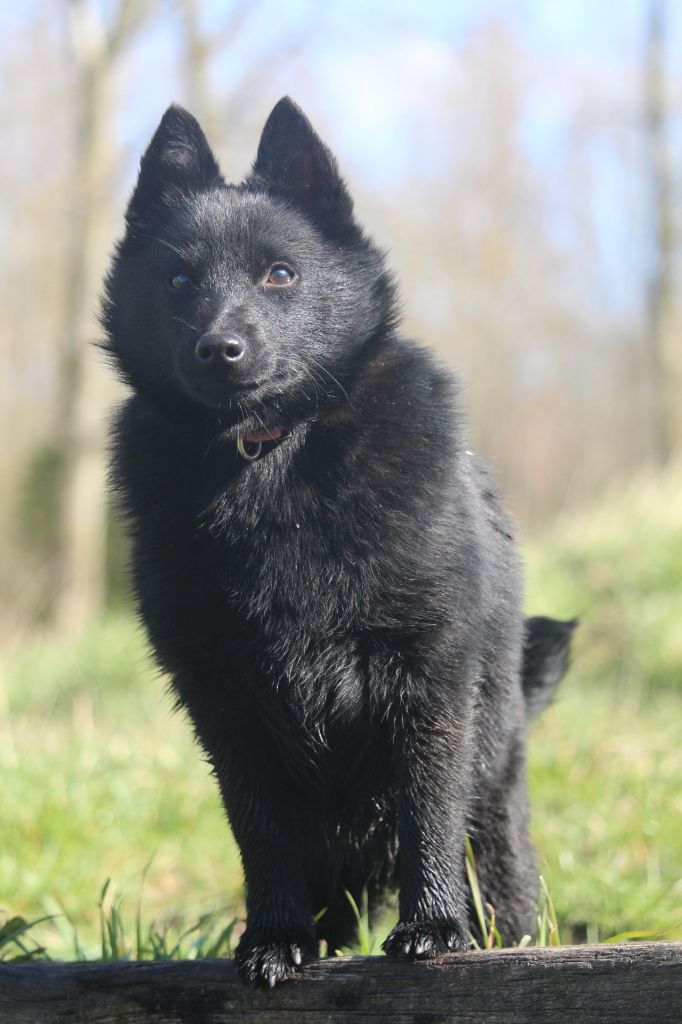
[138,233,186,259]
[173,316,200,333]
[309,356,354,409]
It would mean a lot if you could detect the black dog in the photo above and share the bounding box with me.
[104,97,575,986]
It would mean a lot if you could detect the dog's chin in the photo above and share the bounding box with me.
[185,391,286,445]
[177,376,263,411]
[175,370,316,444]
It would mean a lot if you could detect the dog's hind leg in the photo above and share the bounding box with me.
[466,746,538,946]
[468,619,576,946]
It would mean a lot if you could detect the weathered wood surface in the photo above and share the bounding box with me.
[1,942,681,1023]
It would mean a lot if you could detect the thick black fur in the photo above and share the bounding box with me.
[104,98,575,986]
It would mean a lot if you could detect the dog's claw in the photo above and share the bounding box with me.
[383,920,467,961]
[235,935,314,988]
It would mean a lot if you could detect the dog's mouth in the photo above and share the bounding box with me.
[174,359,310,446]
[177,375,264,408]
[205,399,289,447]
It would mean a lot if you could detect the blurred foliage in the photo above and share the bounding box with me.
[12,437,131,620]
[525,461,682,695]
[10,443,65,623]
[104,511,133,611]
[524,462,682,940]
[16,443,64,561]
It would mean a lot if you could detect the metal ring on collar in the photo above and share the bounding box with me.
[236,437,263,461]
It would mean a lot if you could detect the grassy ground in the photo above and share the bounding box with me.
[525,465,682,943]
[1,466,681,959]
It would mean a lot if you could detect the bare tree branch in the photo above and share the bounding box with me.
[643,0,675,465]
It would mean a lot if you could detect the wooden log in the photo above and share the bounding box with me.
[1,943,681,1023]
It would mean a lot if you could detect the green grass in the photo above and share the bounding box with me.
[0,616,243,960]
[1,465,681,958]
[525,463,682,698]
[525,463,682,942]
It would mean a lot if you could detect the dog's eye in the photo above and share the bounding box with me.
[169,272,193,290]
[266,264,296,287]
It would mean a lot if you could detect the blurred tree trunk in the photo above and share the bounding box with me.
[643,0,676,465]
[54,0,154,633]
[177,0,256,135]
[178,0,215,130]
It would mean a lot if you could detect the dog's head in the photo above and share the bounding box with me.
[103,98,397,438]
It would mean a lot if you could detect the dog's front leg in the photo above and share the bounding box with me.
[383,683,473,959]
[215,743,317,986]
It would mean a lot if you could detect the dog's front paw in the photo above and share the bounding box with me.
[235,932,315,987]
[382,919,467,960]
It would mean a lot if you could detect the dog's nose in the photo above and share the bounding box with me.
[194,333,245,364]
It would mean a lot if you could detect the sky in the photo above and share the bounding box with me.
[2,0,681,318]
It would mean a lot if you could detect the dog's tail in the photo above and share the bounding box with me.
[521,616,577,719]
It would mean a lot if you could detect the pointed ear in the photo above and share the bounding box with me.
[249,97,354,227]
[127,105,222,224]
